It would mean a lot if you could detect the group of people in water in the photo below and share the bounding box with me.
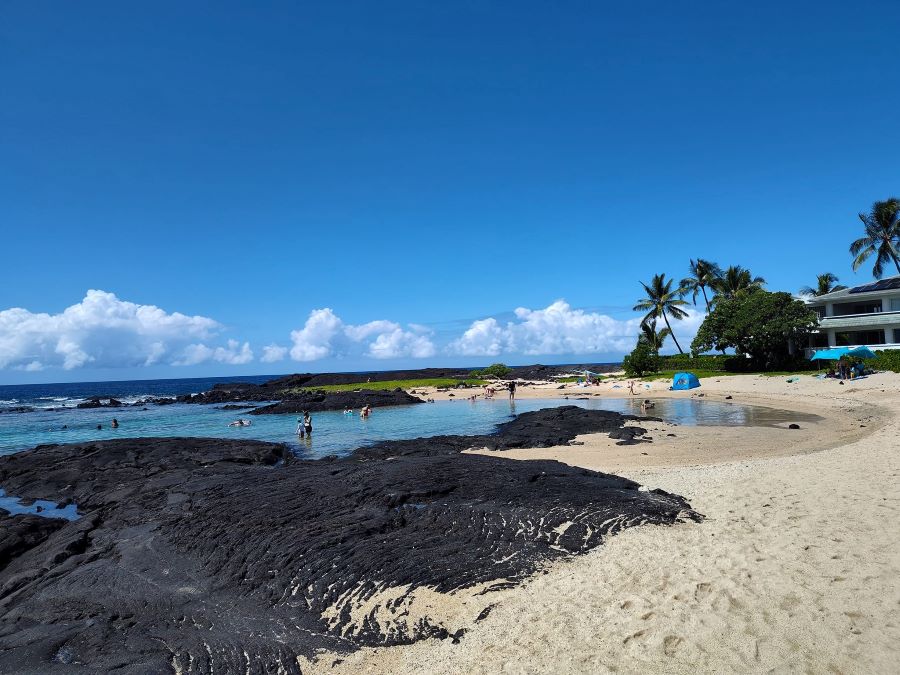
[55,418,120,432]
[292,405,375,440]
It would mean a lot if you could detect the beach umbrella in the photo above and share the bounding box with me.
[847,346,877,359]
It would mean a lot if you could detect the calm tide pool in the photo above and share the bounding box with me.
[0,397,820,460]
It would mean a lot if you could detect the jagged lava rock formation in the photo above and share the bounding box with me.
[0,407,699,674]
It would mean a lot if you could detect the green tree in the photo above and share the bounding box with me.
[712,265,766,303]
[470,362,511,378]
[622,339,659,377]
[691,290,818,369]
[799,272,847,297]
[633,274,689,354]
[680,258,722,311]
[639,317,670,353]
[850,198,900,279]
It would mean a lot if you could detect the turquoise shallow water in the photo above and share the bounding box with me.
[0,397,818,460]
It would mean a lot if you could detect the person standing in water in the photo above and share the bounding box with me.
[111,418,119,428]
[508,380,517,400]
[303,411,312,438]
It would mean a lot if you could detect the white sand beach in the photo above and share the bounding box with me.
[309,372,900,674]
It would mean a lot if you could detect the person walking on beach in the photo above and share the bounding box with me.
[628,380,636,396]
[508,380,517,400]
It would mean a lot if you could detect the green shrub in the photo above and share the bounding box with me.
[470,363,512,378]
[658,352,816,373]
[872,350,900,373]
[658,354,730,371]
[623,341,659,377]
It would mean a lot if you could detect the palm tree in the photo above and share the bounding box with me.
[799,272,847,297]
[850,198,900,279]
[639,317,671,353]
[713,265,766,302]
[633,274,689,354]
[680,258,722,311]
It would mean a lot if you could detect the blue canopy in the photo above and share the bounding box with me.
[809,346,877,360]
[672,372,700,390]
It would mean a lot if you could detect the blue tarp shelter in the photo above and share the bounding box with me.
[809,346,877,361]
[672,372,700,390]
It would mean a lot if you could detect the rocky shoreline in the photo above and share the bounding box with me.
[0,406,698,673]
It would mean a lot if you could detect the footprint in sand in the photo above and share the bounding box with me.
[623,629,647,645]
[663,635,683,656]
[694,582,712,601]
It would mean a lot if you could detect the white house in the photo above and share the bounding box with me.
[804,275,900,354]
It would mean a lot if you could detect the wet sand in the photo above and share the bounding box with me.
[313,372,900,673]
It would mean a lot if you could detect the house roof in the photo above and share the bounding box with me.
[819,313,900,329]
[806,274,900,304]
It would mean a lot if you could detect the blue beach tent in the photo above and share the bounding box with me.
[672,372,700,390]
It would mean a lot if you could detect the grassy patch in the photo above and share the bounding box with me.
[288,378,487,393]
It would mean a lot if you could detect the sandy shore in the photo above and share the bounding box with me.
[310,372,900,674]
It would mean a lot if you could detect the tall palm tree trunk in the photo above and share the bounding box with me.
[700,285,711,312]
[662,311,684,354]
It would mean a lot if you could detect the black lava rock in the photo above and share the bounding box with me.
[0,407,699,673]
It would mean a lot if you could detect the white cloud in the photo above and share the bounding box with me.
[213,339,254,365]
[449,300,706,357]
[0,290,253,371]
[289,308,436,361]
[260,344,289,363]
[449,318,506,356]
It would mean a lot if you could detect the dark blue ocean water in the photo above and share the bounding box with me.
[0,374,285,409]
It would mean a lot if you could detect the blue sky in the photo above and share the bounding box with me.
[1,1,898,383]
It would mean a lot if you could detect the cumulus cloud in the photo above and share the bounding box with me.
[449,300,705,357]
[289,308,436,361]
[260,344,289,363]
[174,340,254,366]
[0,290,253,371]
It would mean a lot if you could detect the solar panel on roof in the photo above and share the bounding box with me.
[849,277,900,294]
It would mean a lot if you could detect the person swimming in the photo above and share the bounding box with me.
[229,419,251,427]
[641,399,655,411]
[111,418,119,428]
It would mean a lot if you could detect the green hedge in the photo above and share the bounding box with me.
[658,353,818,373]
[873,350,900,373]
[658,354,730,371]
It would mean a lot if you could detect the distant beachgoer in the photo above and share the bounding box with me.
[61,425,68,430]
[641,399,655,411]
[508,380,517,400]
[296,417,304,437]
[111,418,119,428]
[628,380,636,396]
[303,411,313,437]
[229,419,250,427]
[96,424,102,430]
[361,405,371,418]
